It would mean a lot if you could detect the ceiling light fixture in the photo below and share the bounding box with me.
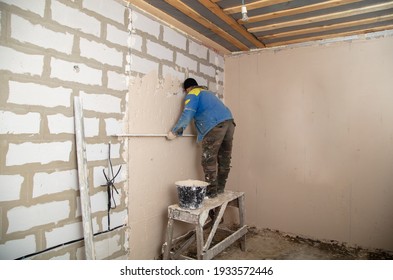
[241,0,249,22]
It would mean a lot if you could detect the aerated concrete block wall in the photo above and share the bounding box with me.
[0,0,129,259]
[0,0,225,260]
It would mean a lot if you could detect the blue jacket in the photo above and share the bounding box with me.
[171,87,233,142]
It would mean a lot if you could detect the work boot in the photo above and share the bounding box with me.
[217,185,225,194]
[206,184,217,198]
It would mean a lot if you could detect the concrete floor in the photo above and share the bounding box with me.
[213,227,393,260]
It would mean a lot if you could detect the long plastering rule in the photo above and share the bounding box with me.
[74,96,96,260]
[114,133,195,137]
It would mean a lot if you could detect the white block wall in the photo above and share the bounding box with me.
[0,0,128,260]
[50,58,102,85]
[1,0,225,260]
[0,46,44,75]
[0,175,24,202]
[33,170,78,198]
[11,15,74,54]
[0,111,41,134]
[0,235,36,260]
[45,222,83,248]
[7,201,70,233]
[1,0,46,17]
[6,142,72,166]
[51,1,100,37]
[8,81,72,107]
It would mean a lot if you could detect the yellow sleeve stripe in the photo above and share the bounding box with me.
[188,88,201,96]
[185,99,190,105]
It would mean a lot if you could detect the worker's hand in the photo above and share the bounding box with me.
[166,131,177,140]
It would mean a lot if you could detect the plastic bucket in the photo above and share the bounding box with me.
[175,179,209,209]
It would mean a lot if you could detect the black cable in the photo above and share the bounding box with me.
[16,144,124,260]
[15,224,126,260]
[102,143,121,231]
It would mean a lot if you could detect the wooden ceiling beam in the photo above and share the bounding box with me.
[243,0,362,24]
[164,0,250,51]
[127,0,231,54]
[260,14,393,40]
[265,24,393,47]
[248,1,393,33]
[198,0,265,48]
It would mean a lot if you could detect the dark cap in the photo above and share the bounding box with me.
[183,78,198,90]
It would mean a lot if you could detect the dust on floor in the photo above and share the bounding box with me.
[214,227,393,260]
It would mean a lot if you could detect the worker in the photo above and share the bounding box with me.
[167,78,235,198]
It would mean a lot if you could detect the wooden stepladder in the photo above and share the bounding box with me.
[162,190,247,260]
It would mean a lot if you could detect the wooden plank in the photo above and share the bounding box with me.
[203,201,228,251]
[248,2,393,33]
[198,0,265,48]
[127,0,230,55]
[169,191,244,216]
[196,224,204,260]
[173,234,196,259]
[164,0,250,51]
[166,220,214,259]
[169,252,195,260]
[244,0,361,24]
[265,24,393,47]
[74,97,96,260]
[163,219,174,260]
[170,228,196,246]
[238,195,246,251]
[204,225,248,260]
[259,14,393,40]
[169,208,200,224]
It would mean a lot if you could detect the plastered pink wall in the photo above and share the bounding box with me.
[127,73,203,259]
[125,6,225,259]
[225,35,393,251]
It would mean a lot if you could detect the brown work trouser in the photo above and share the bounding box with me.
[201,119,235,197]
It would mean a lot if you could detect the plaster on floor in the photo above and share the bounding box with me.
[214,227,393,260]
